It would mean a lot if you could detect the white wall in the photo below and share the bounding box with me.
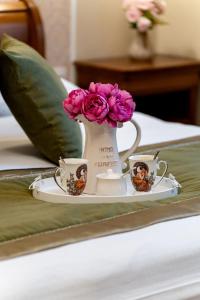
[154,0,200,59]
[75,0,132,59]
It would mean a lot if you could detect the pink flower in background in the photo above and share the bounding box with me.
[108,90,135,123]
[122,0,166,32]
[125,6,141,23]
[153,0,166,14]
[63,82,135,127]
[82,93,109,123]
[135,0,153,10]
[137,16,152,32]
[63,89,87,119]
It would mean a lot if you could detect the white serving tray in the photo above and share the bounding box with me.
[31,174,181,204]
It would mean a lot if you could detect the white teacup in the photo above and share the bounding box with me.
[54,158,88,195]
[128,154,168,192]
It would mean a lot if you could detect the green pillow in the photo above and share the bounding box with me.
[0,35,82,163]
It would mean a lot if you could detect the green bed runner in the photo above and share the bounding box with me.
[0,136,200,260]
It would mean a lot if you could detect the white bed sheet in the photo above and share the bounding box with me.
[1,79,200,300]
[1,216,200,300]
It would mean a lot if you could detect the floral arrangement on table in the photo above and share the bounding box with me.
[122,0,167,32]
[63,82,136,128]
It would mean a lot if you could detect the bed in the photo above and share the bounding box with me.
[1,1,200,300]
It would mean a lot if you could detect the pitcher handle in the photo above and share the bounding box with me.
[119,119,141,166]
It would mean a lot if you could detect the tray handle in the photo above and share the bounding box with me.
[29,175,42,191]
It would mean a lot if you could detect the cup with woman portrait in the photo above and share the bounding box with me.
[128,154,168,192]
[54,158,88,195]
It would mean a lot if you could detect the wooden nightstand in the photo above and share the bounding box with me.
[74,55,200,124]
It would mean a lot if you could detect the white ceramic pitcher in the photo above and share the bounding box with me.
[77,115,141,194]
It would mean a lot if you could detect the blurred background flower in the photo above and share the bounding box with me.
[123,0,167,32]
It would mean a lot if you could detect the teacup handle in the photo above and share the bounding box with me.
[153,160,168,188]
[53,167,66,192]
[119,119,141,169]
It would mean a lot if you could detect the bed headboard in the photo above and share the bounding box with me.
[0,0,45,56]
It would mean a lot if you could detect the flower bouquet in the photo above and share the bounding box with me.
[122,0,167,60]
[123,0,167,32]
[63,82,136,128]
[63,82,140,195]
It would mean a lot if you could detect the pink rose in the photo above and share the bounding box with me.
[89,82,117,98]
[135,0,154,10]
[63,89,87,119]
[108,90,135,123]
[104,117,118,128]
[137,16,152,32]
[125,6,141,23]
[63,82,136,128]
[82,93,109,123]
[152,0,166,15]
